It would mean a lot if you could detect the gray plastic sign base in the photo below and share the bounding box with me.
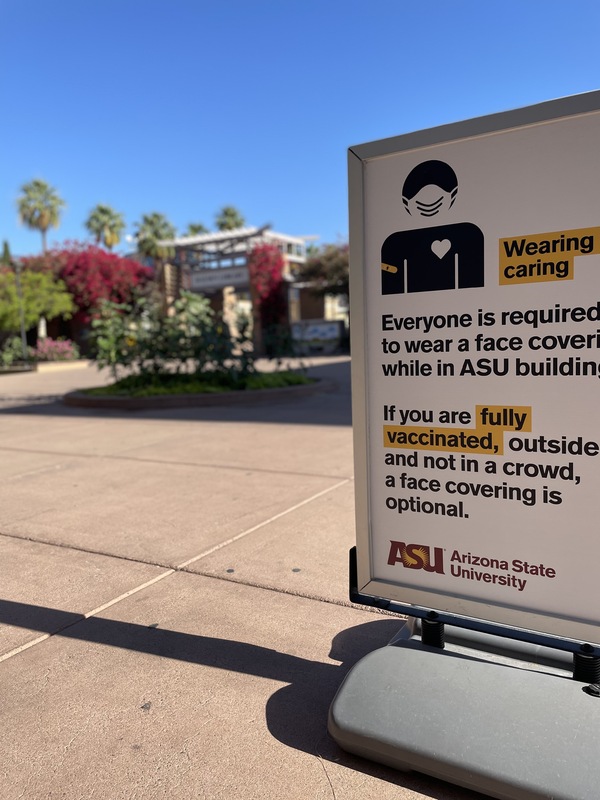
[329,621,599,800]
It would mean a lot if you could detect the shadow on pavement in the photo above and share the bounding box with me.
[0,598,481,798]
[0,361,352,427]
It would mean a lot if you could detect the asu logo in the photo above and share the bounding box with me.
[387,541,445,574]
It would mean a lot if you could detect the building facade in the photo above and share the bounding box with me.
[158,225,348,353]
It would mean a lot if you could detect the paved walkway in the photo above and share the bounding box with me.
[0,358,483,800]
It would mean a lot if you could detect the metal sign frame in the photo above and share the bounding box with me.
[349,91,600,648]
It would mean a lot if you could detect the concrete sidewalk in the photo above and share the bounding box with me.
[0,358,483,800]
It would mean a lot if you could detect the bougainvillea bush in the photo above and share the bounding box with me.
[247,243,284,304]
[22,243,153,324]
[246,243,290,355]
[30,337,80,362]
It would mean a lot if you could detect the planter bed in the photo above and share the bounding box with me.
[63,377,333,410]
[0,363,37,375]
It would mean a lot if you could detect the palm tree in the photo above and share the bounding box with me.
[215,205,245,231]
[17,179,65,253]
[134,213,177,311]
[85,204,126,250]
[185,222,209,236]
[134,212,176,260]
[1,240,11,266]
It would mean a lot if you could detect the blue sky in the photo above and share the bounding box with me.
[2,0,600,257]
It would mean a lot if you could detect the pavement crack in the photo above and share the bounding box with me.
[0,530,174,569]
[0,445,351,481]
[0,570,175,664]
[5,463,66,482]
[179,568,398,617]
[176,478,352,569]
[316,753,337,800]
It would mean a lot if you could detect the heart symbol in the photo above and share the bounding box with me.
[431,239,451,259]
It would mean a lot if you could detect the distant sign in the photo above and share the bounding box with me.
[291,320,343,355]
[350,91,600,643]
[191,265,249,292]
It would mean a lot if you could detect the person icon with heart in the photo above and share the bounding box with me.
[381,160,484,294]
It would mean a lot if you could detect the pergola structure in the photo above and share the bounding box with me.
[158,225,310,279]
[152,225,346,353]
[154,225,319,340]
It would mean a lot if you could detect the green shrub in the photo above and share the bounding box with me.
[0,336,28,367]
[90,292,256,382]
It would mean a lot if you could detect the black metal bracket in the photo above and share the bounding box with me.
[349,546,600,675]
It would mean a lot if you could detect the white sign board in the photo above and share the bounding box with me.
[191,265,249,292]
[351,91,600,644]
